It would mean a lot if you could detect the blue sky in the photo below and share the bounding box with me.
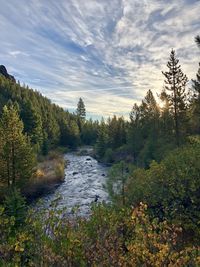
[0,0,200,119]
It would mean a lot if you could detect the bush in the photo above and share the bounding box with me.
[0,202,199,266]
[126,144,200,241]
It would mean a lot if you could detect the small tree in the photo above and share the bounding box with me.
[0,105,35,188]
[162,49,188,146]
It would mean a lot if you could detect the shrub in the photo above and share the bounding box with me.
[126,144,200,241]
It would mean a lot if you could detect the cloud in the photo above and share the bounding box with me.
[9,50,29,57]
[0,0,199,119]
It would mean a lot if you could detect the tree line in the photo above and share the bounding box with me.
[95,42,200,168]
[0,72,98,191]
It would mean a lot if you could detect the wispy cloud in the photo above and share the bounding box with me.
[0,0,199,118]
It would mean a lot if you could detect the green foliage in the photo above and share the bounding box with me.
[3,189,27,228]
[76,97,86,133]
[95,116,127,162]
[95,119,108,159]
[126,144,200,239]
[0,105,36,188]
[162,49,188,146]
[0,75,81,152]
[128,90,162,167]
[81,119,99,145]
[76,97,86,121]
[103,148,114,163]
[20,101,43,151]
[107,115,126,149]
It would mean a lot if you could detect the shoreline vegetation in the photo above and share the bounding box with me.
[24,146,95,203]
[22,149,66,202]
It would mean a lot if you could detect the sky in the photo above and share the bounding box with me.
[0,0,200,119]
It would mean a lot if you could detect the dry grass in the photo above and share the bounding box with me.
[24,151,65,200]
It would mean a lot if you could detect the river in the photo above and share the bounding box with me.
[36,151,110,217]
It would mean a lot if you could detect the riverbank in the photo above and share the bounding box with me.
[23,150,66,201]
[34,150,109,216]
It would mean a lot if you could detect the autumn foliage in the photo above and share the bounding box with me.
[0,201,199,266]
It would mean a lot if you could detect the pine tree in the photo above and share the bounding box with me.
[107,116,126,149]
[128,103,143,162]
[160,91,174,140]
[95,119,108,158]
[162,49,188,146]
[20,101,43,150]
[0,105,35,188]
[76,98,86,120]
[76,98,86,133]
[140,90,160,134]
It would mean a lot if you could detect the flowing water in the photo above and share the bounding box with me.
[36,151,109,217]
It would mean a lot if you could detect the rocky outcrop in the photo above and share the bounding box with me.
[0,65,15,82]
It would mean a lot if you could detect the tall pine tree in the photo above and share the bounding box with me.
[0,105,35,188]
[76,98,86,120]
[76,97,86,133]
[162,49,188,146]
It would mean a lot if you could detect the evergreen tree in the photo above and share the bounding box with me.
[162,49,188,146]
[76,97,86,135]
[81,119,99,145]
[0,105,35,188]
[20,101,43,150]
[76,98,86,134]
[140,90,160,135]
[67,120,80,148]
[160,91,174,140]
[76,98,86,120]
[107,116,126,149]
[128,103,143,162]
[95,119,108,159]
[128,91,161,166]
